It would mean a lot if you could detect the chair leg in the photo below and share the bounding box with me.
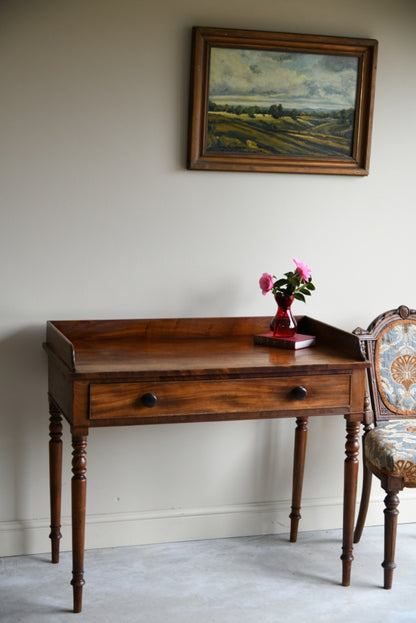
[353,461,372,543]
[382,489,400,589]
[353,414,373,544]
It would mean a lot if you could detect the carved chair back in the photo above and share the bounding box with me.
[354,305,416,425]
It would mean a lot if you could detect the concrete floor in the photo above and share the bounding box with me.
[1,524,415,623]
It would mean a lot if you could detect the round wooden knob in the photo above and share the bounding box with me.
[292,386,308,400]
[141,392,158,408]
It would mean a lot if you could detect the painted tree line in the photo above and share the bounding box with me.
[208,100,354,122]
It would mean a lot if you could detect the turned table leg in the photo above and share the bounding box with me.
[289,416,308,543]
[341,419,360,586]
[49,399,63,564]
[71,433,88,613]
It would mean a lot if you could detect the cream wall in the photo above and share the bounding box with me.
[1,0,416,556]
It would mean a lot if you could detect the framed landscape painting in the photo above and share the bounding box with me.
[187,27,378,175]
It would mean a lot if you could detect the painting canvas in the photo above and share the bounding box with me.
[207,48,358,158]
[187,27,378,175]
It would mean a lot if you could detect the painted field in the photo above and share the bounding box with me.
[206,111,354,157]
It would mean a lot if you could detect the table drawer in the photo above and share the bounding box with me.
[89,374,351,421]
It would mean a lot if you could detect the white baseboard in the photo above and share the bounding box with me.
[2,494,415,557]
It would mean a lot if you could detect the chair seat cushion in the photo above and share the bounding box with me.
[365,419,416,482]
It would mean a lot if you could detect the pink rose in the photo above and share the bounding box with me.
[259,272,274,295]
[293,259,312,282]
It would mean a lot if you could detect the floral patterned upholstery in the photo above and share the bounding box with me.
[365,420,416,483]
[375,320,416,415]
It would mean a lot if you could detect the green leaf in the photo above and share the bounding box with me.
[274,279,287,287]
[294,292,306,302]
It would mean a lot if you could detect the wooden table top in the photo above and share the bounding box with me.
[45,315,368,380]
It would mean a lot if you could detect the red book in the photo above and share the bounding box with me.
[254,332,316,350]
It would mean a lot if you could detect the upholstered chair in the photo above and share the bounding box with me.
[353,305,416,588]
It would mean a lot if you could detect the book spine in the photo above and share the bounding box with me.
[254,335,295,349]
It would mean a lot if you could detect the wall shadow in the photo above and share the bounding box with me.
[0,325,50,551]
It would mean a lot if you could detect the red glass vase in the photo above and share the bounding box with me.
[270,293,297,337]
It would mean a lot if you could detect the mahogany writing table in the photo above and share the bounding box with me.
[44,315,369,613]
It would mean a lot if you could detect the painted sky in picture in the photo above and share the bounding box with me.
[209,47,359,111]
